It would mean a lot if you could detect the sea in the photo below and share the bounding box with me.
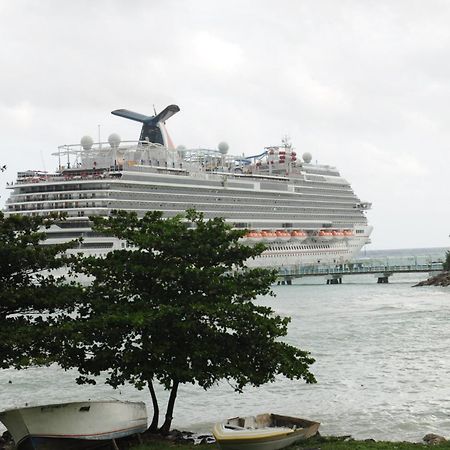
[1,247,449,442]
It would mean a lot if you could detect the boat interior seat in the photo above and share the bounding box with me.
[255,413,272,428]
[224,424,245,430]
[244,416,257,428]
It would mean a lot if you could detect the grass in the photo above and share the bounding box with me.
[127,435,450,450]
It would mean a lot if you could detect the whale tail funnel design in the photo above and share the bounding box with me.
[111,105,180,147]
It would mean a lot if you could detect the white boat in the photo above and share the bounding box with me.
[3,104,372,269]
[0,400,147,450]
[213,413,320,450]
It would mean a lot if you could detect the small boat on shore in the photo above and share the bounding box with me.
[0,400,147,450]
[213,413,320,450]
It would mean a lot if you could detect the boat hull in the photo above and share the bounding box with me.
[213,430,310,450]
[213,414,320,450]
[0,400,147,450]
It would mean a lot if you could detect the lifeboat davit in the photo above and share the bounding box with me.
[290,230,307,241]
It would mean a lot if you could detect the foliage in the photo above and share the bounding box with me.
[55,210,316,434]
[444,251,450,271]
[129,437,450,450]
[0,212,77,370]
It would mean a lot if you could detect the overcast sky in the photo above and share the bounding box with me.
[0,0,449,250]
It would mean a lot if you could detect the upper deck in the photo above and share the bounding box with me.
[8,137,347,186]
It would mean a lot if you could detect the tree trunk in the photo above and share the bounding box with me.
[146,380,159,433]
[158,380,179,435]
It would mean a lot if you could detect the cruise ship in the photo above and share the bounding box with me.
[3,105,372,268]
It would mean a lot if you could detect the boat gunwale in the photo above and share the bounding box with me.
[213,424,296,442]
[0,399,145,415]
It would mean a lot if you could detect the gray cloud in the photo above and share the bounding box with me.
[1,0,449,249]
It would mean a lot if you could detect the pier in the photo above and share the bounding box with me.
[276,258,444,285]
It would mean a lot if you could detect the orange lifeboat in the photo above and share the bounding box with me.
[290,230,307,241]
[267,231,278,241]
[261,230,277,242]
[252,231,264,241]
[343,230,353,237]
[332,230,345,238]
[276,230,291,241]
[243,231,264,242]
[319,230,333,240]
[241,232,252,244]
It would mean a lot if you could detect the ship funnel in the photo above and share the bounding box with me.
[111,105,180,146]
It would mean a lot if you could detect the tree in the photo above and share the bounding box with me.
[55,210,316,434]
[444,251,450,271]
[0,212,77,371]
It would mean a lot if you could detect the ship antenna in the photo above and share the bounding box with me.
[98,124,102,150]
[40,149,46,172]
[282,135,291,148]
[153,104,157,115]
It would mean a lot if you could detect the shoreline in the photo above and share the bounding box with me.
[414,271,450,287]
[2,425,449,449]
[124,431,450,449]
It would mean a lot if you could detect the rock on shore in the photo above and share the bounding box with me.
[414,271,450,287]
[423,433,447,444]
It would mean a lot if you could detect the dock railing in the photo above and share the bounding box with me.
[276,257,444,284]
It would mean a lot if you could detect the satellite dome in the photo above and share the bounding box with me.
[108,133,121,148]
[302,152,312,164]
[80,135,94,151]
[218,141,229,154]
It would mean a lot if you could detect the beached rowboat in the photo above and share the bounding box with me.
[0,400,147,450]
[213,413,320,450]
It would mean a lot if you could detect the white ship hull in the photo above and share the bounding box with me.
[47,229,371,268]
